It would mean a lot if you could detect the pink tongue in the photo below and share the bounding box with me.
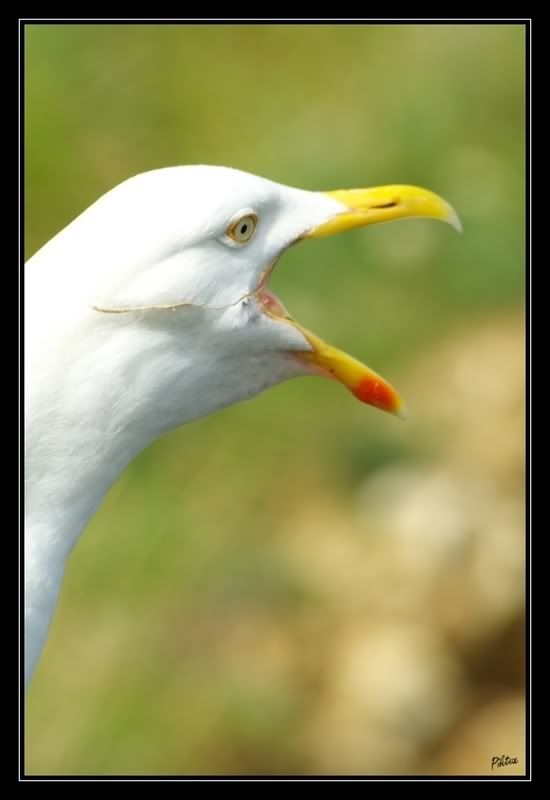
[258,288,290,318]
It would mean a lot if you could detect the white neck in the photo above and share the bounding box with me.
[24,303,166,686]
[24,265,297,688]
[24,397,145,688]
[23,166,319,687]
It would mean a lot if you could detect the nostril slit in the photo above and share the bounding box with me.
[370,200,399,209]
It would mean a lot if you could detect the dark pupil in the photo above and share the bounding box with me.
[240,224,248,235]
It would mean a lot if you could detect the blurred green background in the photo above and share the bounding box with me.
[25,23,526,776]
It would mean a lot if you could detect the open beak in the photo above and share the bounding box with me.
[288,185,461,418]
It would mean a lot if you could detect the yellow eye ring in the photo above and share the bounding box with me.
[227,213,258,244]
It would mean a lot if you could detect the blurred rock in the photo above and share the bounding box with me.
[426,693,525,776]
[406,314,524,489]
[355,463,524,646]
[303,622,464,774]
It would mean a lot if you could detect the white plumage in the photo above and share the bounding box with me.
[25,166,459,688]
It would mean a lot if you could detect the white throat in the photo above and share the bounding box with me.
[24,263,301,689]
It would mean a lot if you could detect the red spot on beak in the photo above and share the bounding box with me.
[353,376,400,414]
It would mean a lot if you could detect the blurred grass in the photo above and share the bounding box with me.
[25,23,525,776]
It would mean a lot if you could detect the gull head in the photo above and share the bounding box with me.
[27,165,460,433]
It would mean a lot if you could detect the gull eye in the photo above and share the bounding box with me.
[227,213,258,244]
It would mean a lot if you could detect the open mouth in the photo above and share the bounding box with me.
[254,184,461,419]
[255,282,407,419]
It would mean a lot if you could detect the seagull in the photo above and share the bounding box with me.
[24,165,460,689]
